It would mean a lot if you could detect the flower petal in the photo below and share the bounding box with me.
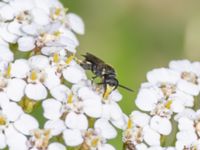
[95,118,117,139]
[18,36,35,52]
[63,129,83,147]
[143,126,160,146]
[65,112,88,130]
[2,102,23,121]
[11,59,30,78]
[48,143,66,150]
[31,8,50,26]
[42,99,62,120]
[45,119,66,136]
[0,45,13,62]
[0,133,6,149]
[150,116,172,135]
[5,124,27,150]
[63,65,86,84]
[28,55,49,70]
[25,83,47,100]
[147,68,179,84]
[130,111,150,127]
[14,114,39,135]
[83,97,102,118]
[99,144,116,150]
[67,13,85,34]
[50,85,70,102]
[135,87,159,111]
[6,78,26,102]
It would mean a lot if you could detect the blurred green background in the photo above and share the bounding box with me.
[61,0,200,148]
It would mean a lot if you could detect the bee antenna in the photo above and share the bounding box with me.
[118,84,134,92]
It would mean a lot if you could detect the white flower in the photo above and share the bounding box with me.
[75,80,126,129]
[169,60,200,96]
[49,52,87,84]
[0,61,27,102]
[66,13,85,35]
[63,128,116,149]
[146,68,195,112]
[150,115,172,135]
[48,142,66,150]
[123,111,161,148]
[94,118,117,139]
[63,129,83,147]
[147,68,179,85]
[0,45,13,62]
[27,129,52,150]
[135,84,162,111]
[0,0,84,54]
[42,84,101,132]
[0,102,39,149]
[175,109,200,150]
[143,126,160,146]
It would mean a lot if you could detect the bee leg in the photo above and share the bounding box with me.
[80,62,92,70]
[92,75,98,83]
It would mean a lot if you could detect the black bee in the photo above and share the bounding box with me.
[80,52,133,98]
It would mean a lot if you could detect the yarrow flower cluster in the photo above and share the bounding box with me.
[0,0,127,149]
[123,60,200,150]
[0,0,199,150]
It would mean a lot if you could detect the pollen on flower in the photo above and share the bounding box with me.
[165,100,172,109]
[181,72,198,85]
[150,101,172,119]
[53,53,60,63]
[66,54,75,65]
[30,70,38,81]
[28,129,51,150]
[67,93,73,104]
[127,118,133,129]
[160,83,176,99]
[53,31,62,37]
[0,115,6,126]
[82,129,103,149]
[5,63,12,78]
[0,77,7,90]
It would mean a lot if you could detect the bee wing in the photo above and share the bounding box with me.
[82,52,105,65]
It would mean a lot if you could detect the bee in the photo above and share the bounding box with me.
[80,52,133,98]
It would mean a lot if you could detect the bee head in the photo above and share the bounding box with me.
[104,77,118,90]
[103,77,118,99]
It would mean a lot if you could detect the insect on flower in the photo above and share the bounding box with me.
[80,52,133,98]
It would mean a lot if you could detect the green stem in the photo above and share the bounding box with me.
[122,143,126,150]
[161,116,178,147]
[67,146,80,150]
[194,95,200,111]
[9,43,31,59]
[88,117,96,128]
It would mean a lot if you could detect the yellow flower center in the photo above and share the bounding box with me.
[53,53,60,63]
[165,100,172,109]
[127,118,133,129]
[30,71,37,81]
[91,138,99,147]
[66,54,75,65]
[53,31,62,37]
[5,63,12,78]
[0,115,6,125]
[55,8,61,16]
[67,93,73,104]
[32,129,51,149]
